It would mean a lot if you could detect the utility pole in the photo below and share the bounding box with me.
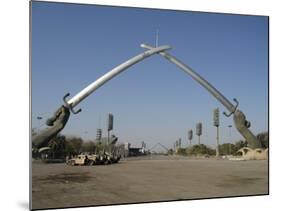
[107,113,114,153]
[196,122,202,145]
[213,108,220,157]
[188,130,193,147]
[156,29,159,47]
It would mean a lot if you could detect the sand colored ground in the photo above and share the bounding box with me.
[32,156,268,210]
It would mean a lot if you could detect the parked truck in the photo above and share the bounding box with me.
[66,153,121,166]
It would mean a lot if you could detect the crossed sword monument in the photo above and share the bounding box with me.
[32,43,262,151]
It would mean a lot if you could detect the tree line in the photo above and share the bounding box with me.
[172,131,268,156]
[33,134,110,159]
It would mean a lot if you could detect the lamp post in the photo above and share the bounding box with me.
[228,125,232,154]
[196,122,202,145]
[188,130,193,147]
[213,108,220,157]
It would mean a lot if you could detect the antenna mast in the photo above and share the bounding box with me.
[156,29,159,47]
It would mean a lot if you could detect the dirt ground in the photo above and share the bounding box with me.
[31,156,268,210]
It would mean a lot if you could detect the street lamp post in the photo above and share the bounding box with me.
[228,125,232,154]
[196,123,202,145]
[213,108,220,157]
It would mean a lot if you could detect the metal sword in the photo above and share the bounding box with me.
[141,43,261,149]
[63,45,172,114]
[140,43,238,116]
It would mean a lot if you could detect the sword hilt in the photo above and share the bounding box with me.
[223,98,239,117]
[63,93,82,114]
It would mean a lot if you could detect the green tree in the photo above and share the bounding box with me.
[66,136,83,154]
[47,135,66,159]
[186,144,215,156]
[234,140,247,150]
[257,132,268,148]
[168,149,174,155]
[219,143,236,155]
[176,148,187,156]
[64,140,76,156]
[82,141,96,153]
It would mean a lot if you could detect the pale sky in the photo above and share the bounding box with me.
[31,2,268,150]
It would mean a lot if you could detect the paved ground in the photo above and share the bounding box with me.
[31,156,268,210]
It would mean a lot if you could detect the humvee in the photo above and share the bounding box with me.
[66,154,98,166]
[66,153,121,166]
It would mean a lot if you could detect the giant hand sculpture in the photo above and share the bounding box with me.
[32,105,70,150]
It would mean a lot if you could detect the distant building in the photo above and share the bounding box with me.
[124,142,147,157]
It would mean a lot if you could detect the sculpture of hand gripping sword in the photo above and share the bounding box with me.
[32,45,172,151]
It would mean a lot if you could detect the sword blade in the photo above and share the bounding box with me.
[140,43,236,113]
[66,45,172,108]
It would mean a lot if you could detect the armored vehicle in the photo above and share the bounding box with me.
[66,154,99,166]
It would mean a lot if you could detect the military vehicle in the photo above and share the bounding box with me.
[66,154,97,166]
[103,152,121,164]
[66,152,121,166]
[93,135,122,164]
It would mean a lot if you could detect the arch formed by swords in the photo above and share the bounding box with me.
[62,43,261,149]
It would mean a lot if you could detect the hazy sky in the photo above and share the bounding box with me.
[31,1,268,150]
